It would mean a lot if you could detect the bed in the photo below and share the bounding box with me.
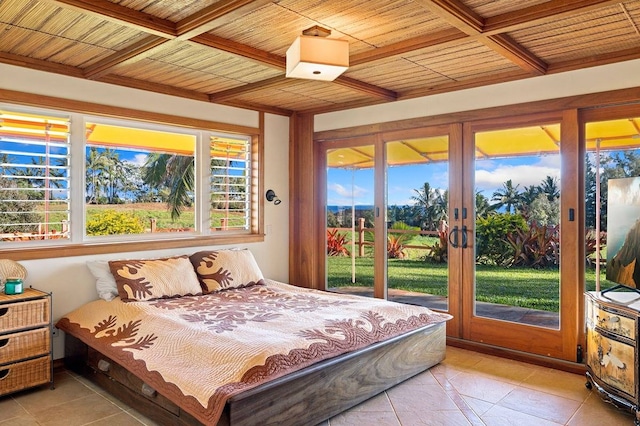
[57,250,451,425]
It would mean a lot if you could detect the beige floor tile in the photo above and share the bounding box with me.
[465,356,538,385]
[85,411,145,425]
[496,387,581,424]
[461,395,494,417]
[125,407,163,426]
[0,397,30,420]
[388,384,458,413]
[566,393,636,426]
[520,367,591,402]
[0,416,40,426]
[329,410,401,425]
[343,392,393,412]
[28,393,123,426]
[395,409,473,426]
[481,404,563,426]
[12,372,93,412]
[448,371,517,404]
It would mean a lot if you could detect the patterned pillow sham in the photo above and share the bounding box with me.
[109,255,202,302]
[189,249,265,293]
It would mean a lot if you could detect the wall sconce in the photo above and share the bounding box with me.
[265,189,281,205]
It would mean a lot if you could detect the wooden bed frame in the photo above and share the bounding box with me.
[64,321,447,425]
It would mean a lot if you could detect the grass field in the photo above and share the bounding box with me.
[327,256,616,312]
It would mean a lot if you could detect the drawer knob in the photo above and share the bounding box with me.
[141,383,157,398]
[97,359,111,372]
[0,369,9,380]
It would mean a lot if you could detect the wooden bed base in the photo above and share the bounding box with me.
[64,322,447,425]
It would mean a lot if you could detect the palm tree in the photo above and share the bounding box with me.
[491,179,521,214]
[143,153,194,220]
[411,182,447,230]
[539,176,559,202]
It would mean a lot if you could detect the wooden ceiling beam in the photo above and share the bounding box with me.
[334,76,398,101]
[83,35,168,80]
[0,51,85,79]
[210,76,290,103]
[485,34,547,75]
[41,0,176,38]
[350,29,467,66]
[417,0,547,76]
[191,34,286,69]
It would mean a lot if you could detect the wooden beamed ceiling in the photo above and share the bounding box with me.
[1,0,639,115]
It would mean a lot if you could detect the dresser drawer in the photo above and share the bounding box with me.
[586,298,636,340]
[0,298,50,333]
[586,325,636,398]
[0,355,51,396]
[0,328,50,365]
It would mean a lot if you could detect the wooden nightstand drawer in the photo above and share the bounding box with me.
[0,328,50,365]
[0,355,51,395]
[0,298,50,333]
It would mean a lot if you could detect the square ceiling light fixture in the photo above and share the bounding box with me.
[286,26,349,81]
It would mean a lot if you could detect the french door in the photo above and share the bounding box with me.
[319,114,581,361]
[460,113,580,360]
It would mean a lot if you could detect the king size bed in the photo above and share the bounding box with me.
[57,249,451,425]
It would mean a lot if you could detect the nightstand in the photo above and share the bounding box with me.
[0,288,53,397]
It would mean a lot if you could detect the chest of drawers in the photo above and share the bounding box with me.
[0,288,53,397]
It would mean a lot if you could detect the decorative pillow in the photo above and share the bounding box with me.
[87,260,118,301]
[189,249,265,293]
[108,255,202,302]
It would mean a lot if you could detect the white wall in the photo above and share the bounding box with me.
[315,58,640,132]
[0,63,290,359]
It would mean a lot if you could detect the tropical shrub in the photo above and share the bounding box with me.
[505,222,559,268]
[86,210,145,236]
[387,233,411,259]
[476,213,528,265]
[425,229,449,263]
[327,229,350,256]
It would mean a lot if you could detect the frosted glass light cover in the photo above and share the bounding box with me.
[286,36,349,81]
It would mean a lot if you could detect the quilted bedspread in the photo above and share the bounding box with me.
[57,280,451,425]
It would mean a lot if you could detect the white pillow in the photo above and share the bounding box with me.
[87,260,118,301]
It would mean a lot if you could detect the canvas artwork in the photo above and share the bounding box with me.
[606,177,640,289]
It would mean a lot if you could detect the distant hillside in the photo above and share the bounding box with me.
[608,219,640,288]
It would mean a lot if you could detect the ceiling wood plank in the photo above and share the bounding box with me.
[176,0,274,39]
[83,35,168,79]
[484,0,621,34]
[547,46,640,74]
[350,29,467,66]
[42,0,176,38]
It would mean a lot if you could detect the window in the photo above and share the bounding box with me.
[85,121,197,237]
[210,134,252,231]
[0,109,70,242]
[0,105,260,253]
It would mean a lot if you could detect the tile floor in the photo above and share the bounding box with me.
[0,346,635,425]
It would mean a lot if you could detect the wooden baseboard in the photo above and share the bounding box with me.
[446,338,586,375]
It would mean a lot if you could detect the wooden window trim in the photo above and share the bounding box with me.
[0,90,263,261]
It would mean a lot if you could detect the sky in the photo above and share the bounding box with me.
[327,153,562,207]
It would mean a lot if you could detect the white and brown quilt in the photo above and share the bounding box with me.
[57,280,451,425]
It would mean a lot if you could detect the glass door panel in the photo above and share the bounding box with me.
[472,124,561,329]
[385,136,450,311]
[326,144,376,297]
[585,116,640,294]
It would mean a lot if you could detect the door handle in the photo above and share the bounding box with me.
[448,226,459,248]
[461,225,468,248]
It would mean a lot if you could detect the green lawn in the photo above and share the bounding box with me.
[327,256,615,312]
